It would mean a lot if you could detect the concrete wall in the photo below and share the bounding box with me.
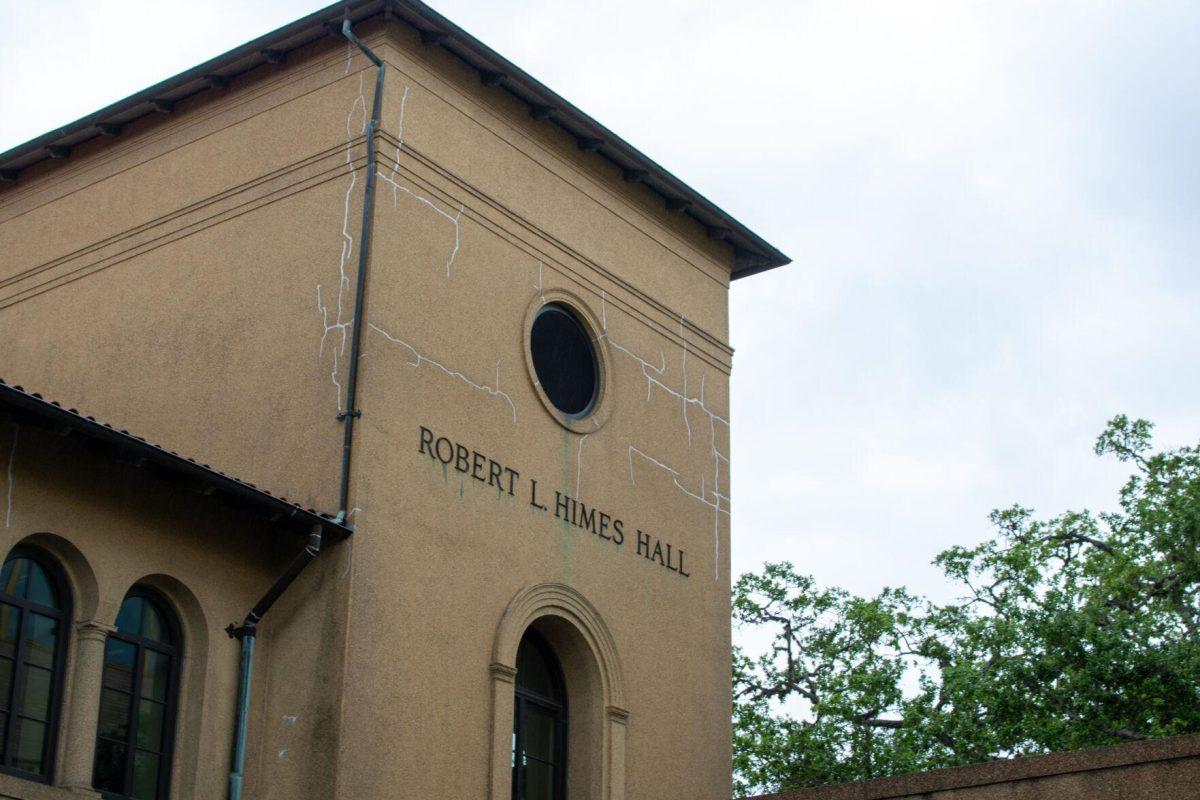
[0,14,742,800]
[744,735,1200,800]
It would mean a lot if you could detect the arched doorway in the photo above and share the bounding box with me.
[489,583,628,800]
[512,630,568,799]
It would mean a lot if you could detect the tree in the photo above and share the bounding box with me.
[732,416,1200,796]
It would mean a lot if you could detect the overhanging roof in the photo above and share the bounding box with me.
[0,0,790,278]
[0,379,352,542]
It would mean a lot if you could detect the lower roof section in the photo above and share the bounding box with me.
[0,379,352,542]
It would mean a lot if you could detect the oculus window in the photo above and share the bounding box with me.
[93,589,180,800]
[512,631,567,800]
[0,549,69,781]
[530,304,598,418]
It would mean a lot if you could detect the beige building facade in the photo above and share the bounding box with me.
[0,2,787,799]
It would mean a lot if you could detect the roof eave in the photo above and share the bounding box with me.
[0,0,790,276]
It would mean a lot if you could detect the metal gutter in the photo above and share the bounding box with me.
[0,0,790,277]
[0,378,351,542]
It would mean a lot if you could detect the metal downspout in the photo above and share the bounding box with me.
[336,18,386,517]
[227,528,323,800]
[228,633,255,800]
[225,20,383,800]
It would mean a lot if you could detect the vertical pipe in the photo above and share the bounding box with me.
[337,19,386,517]
[226,528,321,800]
[228,632,256,800]
[223,18,383,797]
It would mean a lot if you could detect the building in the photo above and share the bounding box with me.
[0,2,788,798]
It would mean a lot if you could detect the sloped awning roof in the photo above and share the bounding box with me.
[0,0,790,278]
[0,378,352,541]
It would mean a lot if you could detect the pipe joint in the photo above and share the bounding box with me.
[225,621,257,640]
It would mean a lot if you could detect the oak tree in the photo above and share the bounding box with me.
[733,416,1200,796]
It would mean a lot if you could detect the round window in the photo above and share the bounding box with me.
[530,303,599,418]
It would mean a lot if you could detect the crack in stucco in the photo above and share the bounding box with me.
[316,74,368,412]
[378,171,464,278]
[389,84,409,185]
[602,295,730,579]
[379,83,465,279]
[627,445,728,519]
[369,323,516,423]
[679,316,692,445]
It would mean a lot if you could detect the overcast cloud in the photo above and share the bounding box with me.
[3,1,1198,604]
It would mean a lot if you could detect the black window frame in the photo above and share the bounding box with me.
[0,545,72,783]
[512,630,568,800]
[93,587,182,800]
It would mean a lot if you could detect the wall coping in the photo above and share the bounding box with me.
[744,733,1200,800]
[0,772,100,800]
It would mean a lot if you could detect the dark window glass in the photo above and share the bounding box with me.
[114,598,142,637]
[93,589,179,800]
[530,304,598,418]
[21,667,51,720]
[0,605,18,663]
[512,631,567,800]
[0,549,69,782]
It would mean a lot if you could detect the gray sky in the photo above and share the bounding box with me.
[3,1,1198,604]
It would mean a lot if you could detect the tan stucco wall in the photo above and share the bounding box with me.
[0,17,740,800]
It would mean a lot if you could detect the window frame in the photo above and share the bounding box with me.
[0,545,72,784]
[511,630,569,800]
[93,587,182,800]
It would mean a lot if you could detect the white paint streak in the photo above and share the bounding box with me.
[5,424,17,529]
[538,261,548,305]
[369,323,517,422]
[574,434,589,500]
[281,715,298,725]
[341,539,354,580]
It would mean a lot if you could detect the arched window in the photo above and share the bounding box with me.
[512,630,567,800]
[0,547,70,781]
[93,589,180,800]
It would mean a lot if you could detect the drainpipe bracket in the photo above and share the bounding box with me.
[226,622,257,640]
[335,409,362,422]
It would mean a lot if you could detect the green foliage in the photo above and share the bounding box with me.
[732,416,1200,796]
